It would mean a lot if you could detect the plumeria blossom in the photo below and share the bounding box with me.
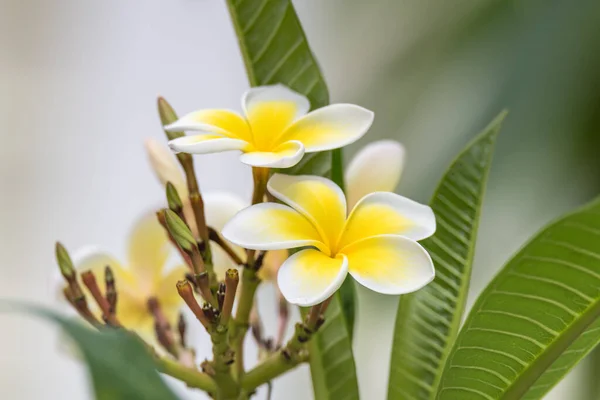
[222,174,436,306]
[145,138,286,281]
[164,84,374,168]
[67,213,187,340]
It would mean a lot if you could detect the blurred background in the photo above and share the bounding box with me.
[1,0,599,399]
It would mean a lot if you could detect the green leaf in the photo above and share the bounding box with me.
[435,196,600,399]
[306,298,359,400]
[284,151,331,177]
[225,0,328,107]
[4,304,179,400]
[225,1,358,397]
[388,112,506,400]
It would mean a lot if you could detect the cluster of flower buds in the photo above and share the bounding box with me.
[55,84,436,398]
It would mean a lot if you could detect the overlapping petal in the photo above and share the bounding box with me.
[169,134,248,155]
[243,84,310,149]
[278,104,374,152]
[164,109,252,142]
[345,140,405,209]
[277,249,348,306]
[338,192,435,249]
[267,174,346,250]
[222,203,326,252]
[145,138,187,196]
[239,140,304,168]
[205,192,247,278]
[341,235,434,295]
[128,212,172,283]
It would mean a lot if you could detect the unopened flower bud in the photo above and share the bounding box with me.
[164,209,196,252]
[55,242,75,281]
[166,182,183,213]
[157,97,184,141]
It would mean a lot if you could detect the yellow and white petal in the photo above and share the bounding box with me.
[164,109,252,142]
[72,246,125,278]
[243,84,310,149]
[338,192,436,249]
[278,104,374,152]
[128,212,172,283]
[258,249,289,282]
[222,203,327,252]
[155,265,188,311]
[71,246,136,301]
[169,134,248,155]
[144,138,187,196]
[342,235,434,295]
[345,140,405,209]
[239,140,305,168]
[205,192,247,278]
[267,174,346,249]
[277,249,348,306]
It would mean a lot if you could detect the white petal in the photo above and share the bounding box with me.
[242,84,310,121]
[169,134,248,154]
[278,249,348,306]
[239,140,305,168]
[72,246,122,274]
[339,192,436,249]
[144,139,187,195]
[278,104,374,152]
[267,173,346,249]
[222,203,326,251]
[204,192,247,279]
[345,140,405,209]
[204,192,248,231]
[343,235,434,295]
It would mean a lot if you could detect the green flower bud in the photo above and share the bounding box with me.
[166,181,183,212]
[164,209,196,251]
[157,96,184,141]
[55,242,75,280]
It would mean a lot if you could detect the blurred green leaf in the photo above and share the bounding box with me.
[388,111,505,400]
[4,304,179,400]
[436,196,600,399]
[284,151,331,177]
[225,1,358,397]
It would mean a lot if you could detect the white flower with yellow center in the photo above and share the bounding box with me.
[222,174,436,306]
[69,214,187,339]
[164,84,374,168]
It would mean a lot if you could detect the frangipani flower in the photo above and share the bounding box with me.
[164,84,374,168]
[145,138,286,280]
[68,213,187,339]
[222,174,436,306]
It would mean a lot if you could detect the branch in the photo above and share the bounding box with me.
[156,356,217,393]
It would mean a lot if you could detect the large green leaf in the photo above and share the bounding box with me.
[435,196,600,399]
[225,0,359,397]
[388,112,506,400]
[225,0,328,106]
[4,304,179,400]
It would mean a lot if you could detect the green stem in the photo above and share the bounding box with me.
[156,356,217,393]
[230,268,260,378]
[210,325,239,399]
[241,350,308,392]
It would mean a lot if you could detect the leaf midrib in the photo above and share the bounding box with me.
[425,123,500,400]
